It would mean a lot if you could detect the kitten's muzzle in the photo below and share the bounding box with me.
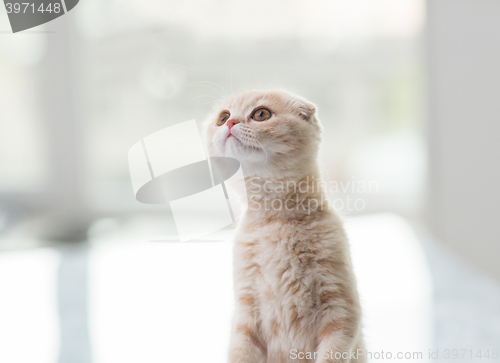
[226,119,240,131]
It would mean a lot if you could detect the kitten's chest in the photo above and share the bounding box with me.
[235,232,321,335]
[256,242,318,306]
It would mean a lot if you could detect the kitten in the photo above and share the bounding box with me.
[205,90,365,363]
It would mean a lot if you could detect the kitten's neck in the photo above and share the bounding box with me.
[242,168,329,219]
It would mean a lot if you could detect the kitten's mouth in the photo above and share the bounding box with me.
[227,133,243,144]
[225,134,263,154]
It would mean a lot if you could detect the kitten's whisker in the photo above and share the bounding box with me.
[201,100,218,106]
[230,69,234,94]
[187,95,218,104]
[189,81,227,95]
[243,140,260,160]
[268,53,279,89]
[242,128,268,162]
[186,83,225,98]
[252,138,268,162]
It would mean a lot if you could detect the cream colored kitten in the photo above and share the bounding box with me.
[205,90,365,363]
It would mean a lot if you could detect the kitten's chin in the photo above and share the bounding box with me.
[221,137,267,164]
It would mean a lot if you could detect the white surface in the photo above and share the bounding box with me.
[0,214,433,363]
[88,213,433,362]
[0,248,60,363]
[346,214,433,361]
[88,240,234,363]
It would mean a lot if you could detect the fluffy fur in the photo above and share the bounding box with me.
[205,90,365,363]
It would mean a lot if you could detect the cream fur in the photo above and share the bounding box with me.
[205,90,365,363]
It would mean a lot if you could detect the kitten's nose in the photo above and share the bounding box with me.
[227,119,240,131]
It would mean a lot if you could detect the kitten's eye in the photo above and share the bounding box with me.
[218,112,230,126]
[252,108,272,121]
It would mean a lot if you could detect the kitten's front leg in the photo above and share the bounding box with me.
[315,310,365,363]
[315,332,364,363]
[228,300,266,363]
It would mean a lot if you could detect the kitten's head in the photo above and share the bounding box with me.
[205,89,322,176]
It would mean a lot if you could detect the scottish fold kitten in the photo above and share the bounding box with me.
[205,90,365,363]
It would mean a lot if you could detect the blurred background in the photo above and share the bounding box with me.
[0,0,499,362]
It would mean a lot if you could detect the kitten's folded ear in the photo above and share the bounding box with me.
[297,101,317,121]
